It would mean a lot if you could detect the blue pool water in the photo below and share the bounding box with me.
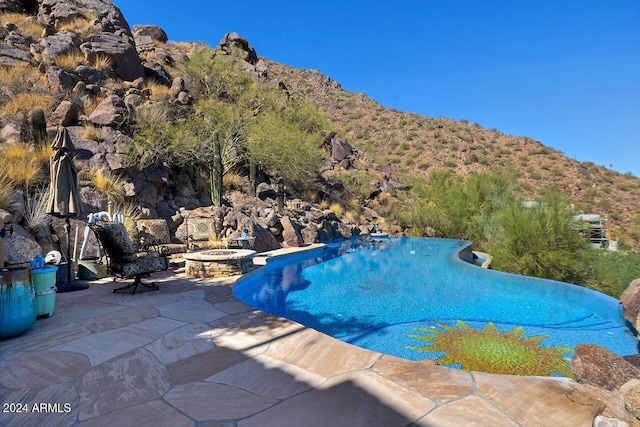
[234,237,638,364]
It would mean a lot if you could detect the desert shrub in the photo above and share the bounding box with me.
[345,209,360,223]
[484,188,588,283]
[222,171,243,191]
[32,144,54,170]
[578,250,640,298]
[91,53,112,70]
[111,201,142,239]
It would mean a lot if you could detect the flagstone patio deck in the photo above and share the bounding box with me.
[0,261,605,426]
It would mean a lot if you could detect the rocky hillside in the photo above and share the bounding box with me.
[266,61,640,248]
[0,0,405,263]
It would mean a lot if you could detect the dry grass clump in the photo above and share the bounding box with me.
[0,66,48,94]
[136,103,169,126]
[142,78,171,101]
[223,171,243,191]
[80,124,100,140]
[344,209,360,223]
[54,50,86,71]
[33,144,54,170]
[23,184,51,232]
[0,13,44,41]
[56,13,100,38]
[0,169,20,212]
[90,53,112,70]
[329,202,344,217]
[0,142,46,189]
[0,92,55,120]
[81,96,103,116]
[90,168,126,203]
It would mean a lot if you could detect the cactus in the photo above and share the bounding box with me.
[31,108,47,147]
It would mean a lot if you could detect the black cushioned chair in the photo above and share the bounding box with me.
[89,221,168,294]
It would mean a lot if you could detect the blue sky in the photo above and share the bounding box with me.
[115,1,640,177]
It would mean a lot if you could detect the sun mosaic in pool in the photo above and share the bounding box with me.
[406,321,574,377]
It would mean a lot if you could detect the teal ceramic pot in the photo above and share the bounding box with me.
[0,269,37,339]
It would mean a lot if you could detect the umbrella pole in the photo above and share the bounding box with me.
[56,217,88,293]
[65,218,72,284]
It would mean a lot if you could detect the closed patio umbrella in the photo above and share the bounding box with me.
[47,126,88,291]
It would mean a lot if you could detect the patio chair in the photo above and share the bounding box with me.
[186,217,228,251]
[88,221,168,294]
[136,219,187,255]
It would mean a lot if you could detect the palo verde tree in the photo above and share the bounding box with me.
[170,99,247,206]
[246,98,326,212]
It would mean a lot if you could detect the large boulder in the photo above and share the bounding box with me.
[88,94,130,126]
[0,42,36,66]
[280,216,303,247]
[216,32,259,65]
[623,380,640,420]
[621,278,640,331]
[572,344,640,391]
[80,31,144,81]
[2,225,42,267]
[133,25,168,43]
[39,31,81,63]
[36,0,144,81]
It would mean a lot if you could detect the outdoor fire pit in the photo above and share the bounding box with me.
[184,249,256,278]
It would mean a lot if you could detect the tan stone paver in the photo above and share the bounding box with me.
[167,346,246,385]
[418,395,519,426]
[50,317,185,366]
[156,299,227,323]
[239,370,434,427]
[0,351,90,388]
[474,372,606,426]
[206,354,326,399]
[265,327,382,376]
[0,262,612,427]
[76,348,171,420]
[164,382,278,421]
[74,400,194,427]
[372,355,474,402]
[144,323,215,364]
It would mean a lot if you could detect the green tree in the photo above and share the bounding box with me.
[246,99,325,212]
[170,99,248,206]
[177,47,253,102]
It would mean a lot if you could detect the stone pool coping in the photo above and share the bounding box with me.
[0,245,605,426]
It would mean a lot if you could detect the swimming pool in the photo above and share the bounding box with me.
[234,237,637,368]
